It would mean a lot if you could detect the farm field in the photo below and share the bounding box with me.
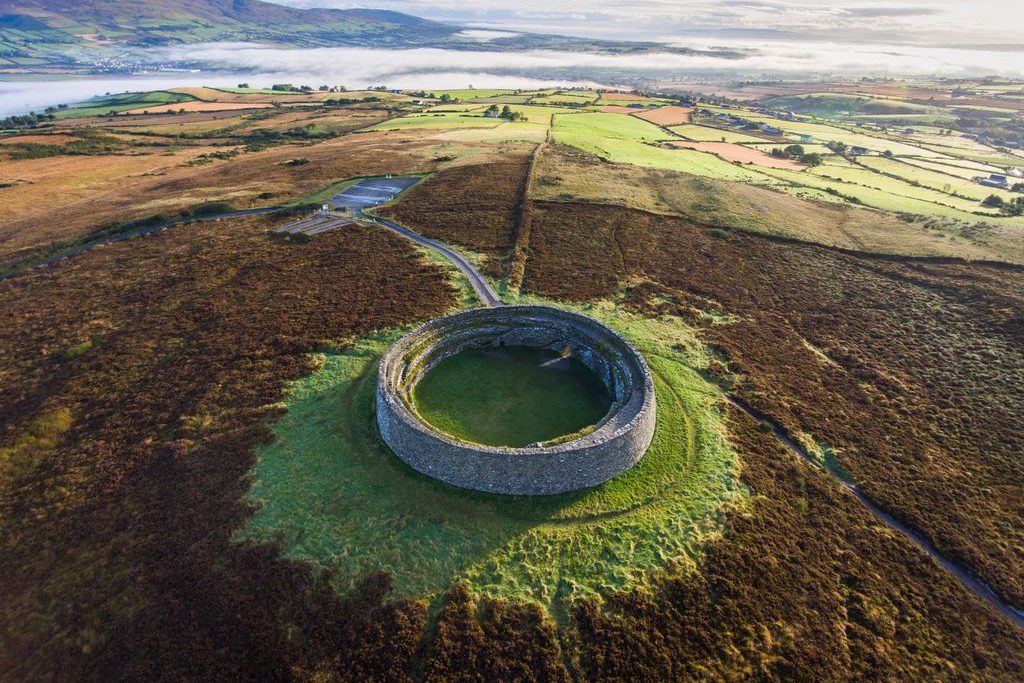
[901,155,1016,179]
[529,92,598,106]
[857,156,1017,202]
[807,161,996,213]
[762,166,995,218]
[666,140,804,169]
[701,109,948,156]
[669,124,768,142]
[632,105,692,125]
[553,112,775,182]
[529,144,1024,262]
[369,111,503,130]
[121,101,273,114]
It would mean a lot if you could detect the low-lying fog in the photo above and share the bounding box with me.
[2,37,1022,117]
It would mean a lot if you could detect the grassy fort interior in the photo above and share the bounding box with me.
[412,345,612,447]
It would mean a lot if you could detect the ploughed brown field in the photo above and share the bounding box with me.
[632,105,693,126]
[121,101,274,114]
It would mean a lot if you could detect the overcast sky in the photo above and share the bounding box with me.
[278,0,1024,48]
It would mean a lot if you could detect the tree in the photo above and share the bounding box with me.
[783,144,804,157]
[485,104,499,114]
[500,105,512,118]
[882,149,894,157]
[826,141,848,154]
[1011,182,1024,193]
[982,194,1004,208]
[237,83,249,89]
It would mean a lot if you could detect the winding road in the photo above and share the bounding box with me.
[360,212,504,307]
[355,213,1024,630]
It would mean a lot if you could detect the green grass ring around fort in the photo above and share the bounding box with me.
[376,305,657,495]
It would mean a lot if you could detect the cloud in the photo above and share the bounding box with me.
[274,0,1023,46]
[841,6,942,17]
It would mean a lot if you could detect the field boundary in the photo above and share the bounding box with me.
[507,141,545,293]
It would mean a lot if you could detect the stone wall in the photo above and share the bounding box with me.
[376,305,656,495]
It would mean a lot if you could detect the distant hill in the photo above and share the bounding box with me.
[0,0,457,55]
[0,0,741,71]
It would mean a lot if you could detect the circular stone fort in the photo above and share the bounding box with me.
[376,305,656,495]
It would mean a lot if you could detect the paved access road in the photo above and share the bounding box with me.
[361,213,503,307]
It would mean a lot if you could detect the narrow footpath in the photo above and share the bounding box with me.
[725,394,1024,630]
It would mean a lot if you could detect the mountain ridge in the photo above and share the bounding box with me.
[0,0,742,72]
[0,0,458,51]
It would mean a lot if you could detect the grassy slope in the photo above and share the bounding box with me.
[241,298,743,613]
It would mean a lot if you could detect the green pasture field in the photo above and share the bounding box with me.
[464,95,533,104]
[857,156,1017,202]
[761,166,996,219]
[669,124,768,143]
[900,156,1015,180]
[553,113,775,183]
[808,162,989,212]
[426,121,549,144]
[427,103,488,112]
[901,129,1003,153]
[530,92,598,105]
[595,99,658,107]
[503,104,576,124]
[702,108,946,156]
[239,298,744,613]
[54,90,195,119]
[906,142,1024,167]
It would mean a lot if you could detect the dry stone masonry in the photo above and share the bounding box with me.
[376,305,656,495]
